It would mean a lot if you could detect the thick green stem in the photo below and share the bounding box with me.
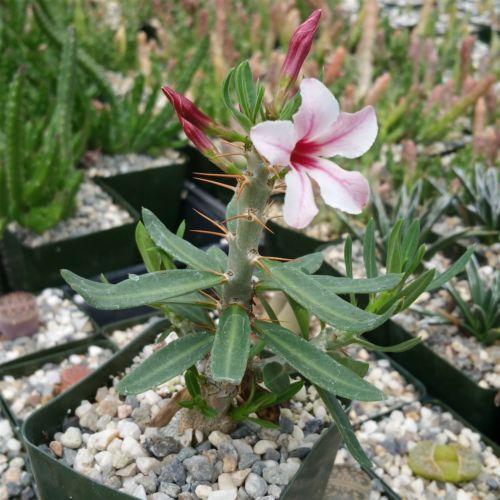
[222,152,271,308]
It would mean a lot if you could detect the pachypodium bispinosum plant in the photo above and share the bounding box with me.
[63,10,470,466]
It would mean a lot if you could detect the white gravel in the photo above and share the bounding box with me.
[0,288,94,365]
[9,180,133,247]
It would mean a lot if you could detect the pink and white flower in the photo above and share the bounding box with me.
[250,78,377,228]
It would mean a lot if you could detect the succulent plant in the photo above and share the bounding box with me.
[409,440,481,483]
[446,256,499,345]
[453,164,499,236]
[0,27,83,235]
[339,180,470,261]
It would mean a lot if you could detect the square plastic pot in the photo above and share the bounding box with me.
[0,334,117,433]
[1,181,140,292]
[22,318,343,500]
[94,154,186,231]
[365,321,500,444]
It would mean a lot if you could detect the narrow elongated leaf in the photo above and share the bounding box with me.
[316,387,372,468]
[142,208,220,271]
[313,274,403,294]
[254,321,385,401]
[256,253,324,289]
[262,362,290,393]
[210,305,251,383]
[206,245,228,271]
[386,220,403,273]
[288,296,310,339]
[61,269,224,310]
[354,337,421,352]
[135,222,161,272]
[401,270,436,310]
[363,219,377,278]
[329,352,369,378]
[117,332,213,394]
[266,263,395,333]
[427,248,473,292]
[345,235,356,305]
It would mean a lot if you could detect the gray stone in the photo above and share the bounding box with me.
[289,447,311,459]
[145,436,181,458]
[219,442,239,473]
[244,473,267,498]
[135,472,158,493]
[263,449,280,462]
[183,455,215,482]
[177,447,197,462]
[159,482,181,497]
[239,453,259,469]
[278,416,294,434]
[160,459,187,485]
[304,418,323,434]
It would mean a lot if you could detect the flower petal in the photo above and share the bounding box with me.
[313,106,378,158]
[293,78,339,141]
[283,168,318,229]
[307,158,369,214]
[250,121,297,166]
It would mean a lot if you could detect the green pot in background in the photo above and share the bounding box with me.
[93,155,186,231]
[1,181,140,292]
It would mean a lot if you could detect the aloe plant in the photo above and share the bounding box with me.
[453,164,499,236]
[0,27,83,235]
[62,10,471,469]
[339,180,471,261]
[446,256,499,345]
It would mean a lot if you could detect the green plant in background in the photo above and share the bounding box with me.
[339,180,471,261]
[61,10,472,468]
[452,165,499,237]
[34,0,208,155]
[445,256,499,345]
[409,440,481,483]
[0,27,83,235]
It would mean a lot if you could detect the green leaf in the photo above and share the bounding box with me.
[328,352,369,378]
[401,219,420,267]
[288,296,310,339]
[266,263,396,334]
[363,219,378,278]
[316,388,372,469]
[142,208,220,271]
[262,361,290,393]
[345,235,356,305]
[135,222,161,272]
[254,321,385,401]
[386,219,404,273]
[313,274,403,294]
[401,269,436,309]
[61,269,224,310]
[210,305,251,384]
[117,332,213,394]
[206,245,228,272]
[354,336,421,352]
[427,247,473,292]
[184,367,201,397]
[279,92,301,120]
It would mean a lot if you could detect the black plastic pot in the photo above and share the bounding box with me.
[264,220,336,260]
[23,318,342,500]
[94,155,186,231]
[0,334,117,432]
[365,321,500,444]
[1,181,140,292]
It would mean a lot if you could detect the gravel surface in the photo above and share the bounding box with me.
[0,344,114,421]
[9,180,133,247]
[346,347,420,424]
[45,331,334,499]
[0,288,94,365]
[0,417,36,499]
[85,152,184,178]
[107,316,161,349]
[335,402,500,499]
[393,255,499,389]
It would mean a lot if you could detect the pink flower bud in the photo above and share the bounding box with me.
[279,9,321,90]
[162,86,212,130]
[180,118,214,154]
